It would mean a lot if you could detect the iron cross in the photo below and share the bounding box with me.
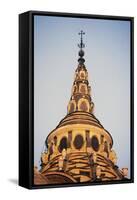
[78,30,85,39]
[78,30,85,49]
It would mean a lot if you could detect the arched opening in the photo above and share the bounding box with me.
[91,136,99,151]
[58,137,68,153]
[79,101,88,112]
[73,134,84,150]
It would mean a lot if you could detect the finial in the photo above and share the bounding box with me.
[78,30,85,49]
[78,30,85,65]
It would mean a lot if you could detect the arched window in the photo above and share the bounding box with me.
[80,101,88,112]
[58,137,67,153]
[68,100,76,113]
[73,134,84,149]
[91,136,99,151]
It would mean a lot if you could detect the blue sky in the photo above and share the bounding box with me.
[34,15,131,177]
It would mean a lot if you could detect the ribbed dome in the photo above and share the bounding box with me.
[46,111,113,147]
[57,111,103,129]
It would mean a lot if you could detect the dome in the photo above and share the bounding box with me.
[46,111,113,147]
[57,111,103,129]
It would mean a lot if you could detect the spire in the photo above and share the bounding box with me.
[78,30,85,65]
[67,31,94,114]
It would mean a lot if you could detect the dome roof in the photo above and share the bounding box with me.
[57,111,103,129]
[46,111,113,147]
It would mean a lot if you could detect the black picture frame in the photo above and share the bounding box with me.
[19,10,134,189]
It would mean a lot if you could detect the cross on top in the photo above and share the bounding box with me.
[78,30,85,39]
[78,30,85,49]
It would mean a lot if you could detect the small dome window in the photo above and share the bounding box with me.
[73,134,84,149]
[58,137,67,153]
[91,136,99,151]
[79,101,88,112]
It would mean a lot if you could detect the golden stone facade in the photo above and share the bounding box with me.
[34,31,128,185]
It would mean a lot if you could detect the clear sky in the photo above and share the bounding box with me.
[34,15,131,177]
